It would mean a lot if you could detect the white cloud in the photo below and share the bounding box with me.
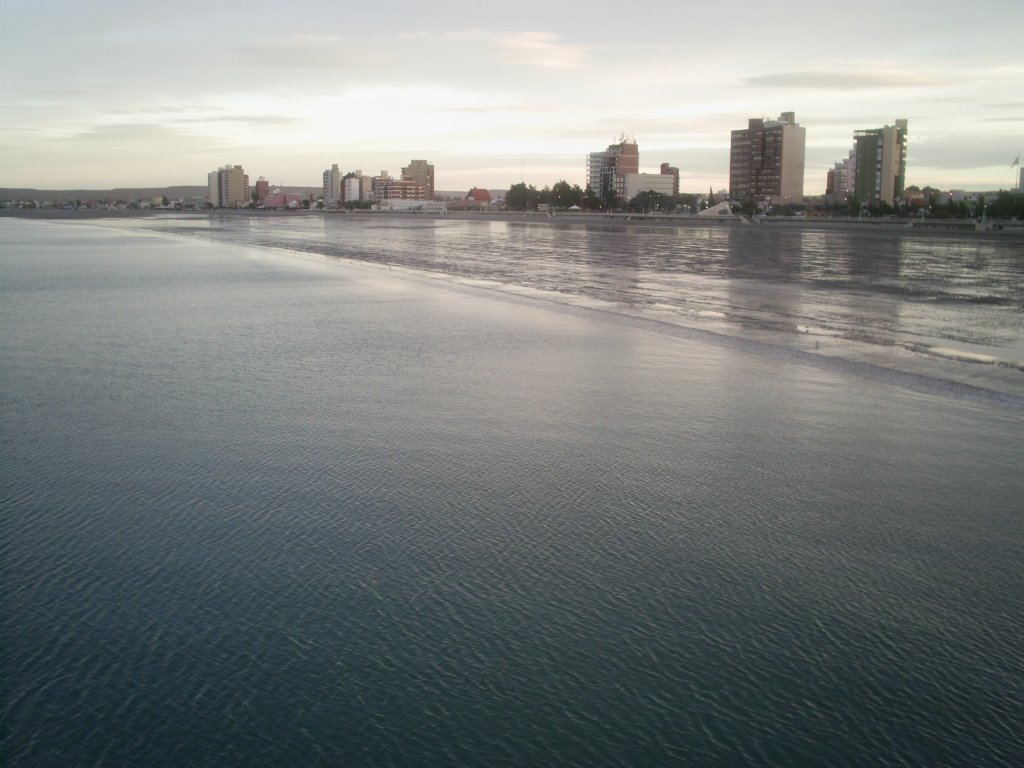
[743,71,943,89]
[495,31,590,69]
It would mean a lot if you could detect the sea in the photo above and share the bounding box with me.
[2,213,1023,767]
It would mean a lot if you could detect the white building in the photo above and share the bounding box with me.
[828,148,857,197]
[322,164,341,207]
[378,199,447,213]
[343,172,373,203]
[623,173,675,201]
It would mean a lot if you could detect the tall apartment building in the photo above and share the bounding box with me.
[401,159,434,200]
[826,149,857,198]
[343,172,369,204]
[729,112,805,203]
[254,177,269,203]
[587,137,639,199]
[371,171,424,203]
[206,165,250,208]
[853,119,908,206]
[660,163,680,198]
[322,164,342,207]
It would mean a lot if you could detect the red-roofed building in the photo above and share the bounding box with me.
[448,188,495,211]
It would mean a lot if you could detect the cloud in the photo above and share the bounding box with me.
[497,31,589,69]
[408,28,591,70]
[910,135,1024,170]
[173,115,304,127]
[70,123,189,143]
[743,71,941,89]
[233,35,387,71]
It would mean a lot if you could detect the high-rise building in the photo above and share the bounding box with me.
[587,137,639,199]
[826,148,857,198]
[206,165,249,208]
[254,177,269,203]
[322,164,342,207]
[372,171,424,202]
[853,119,908,206]
[729,112,805,203]
[401,160,434,200]
[660,163,680,198]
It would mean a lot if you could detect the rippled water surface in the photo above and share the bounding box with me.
[2,217,1023,767]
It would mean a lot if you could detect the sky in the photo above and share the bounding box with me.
[2,0,1022,194]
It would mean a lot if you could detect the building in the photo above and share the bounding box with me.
[729,112,805,203]
[449,188,492,210]
[206,164,249,208]
[254,177,269,203]
[322,164,342,207]
[587,137,639,199]
[660,163,680,198]
[624,173,675,201]
[343,175,361,203]
[826,149,857,199]
[372,172,424,203]
[343,171,373,204]
[853,119,908,206]
[401,160,434,200]
[379,199,447,213]
[263,191,303,209]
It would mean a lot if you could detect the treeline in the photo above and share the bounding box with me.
[816,190,1024,220]
[505,180,704,213]
[506,179,1024,220]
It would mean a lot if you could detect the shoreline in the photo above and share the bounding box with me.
[3,207,1022,238]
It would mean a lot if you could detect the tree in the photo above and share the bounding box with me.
[581,186,602,211]
[506,182,538,211]
[988,191,1024,220]
[550,180,581,209]
[677,193,698,214]
[627,190,674,213]
[601,186,621,211]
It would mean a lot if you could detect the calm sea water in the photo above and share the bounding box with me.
[2,217,1023,767]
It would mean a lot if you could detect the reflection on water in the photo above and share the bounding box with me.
[107,214,1024,395]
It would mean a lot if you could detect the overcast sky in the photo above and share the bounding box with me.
[2,0,1021,193]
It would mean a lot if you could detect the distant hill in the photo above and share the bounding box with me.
[0,185,322,203]
[0,186,208,203]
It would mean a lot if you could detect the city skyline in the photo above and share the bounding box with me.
[2,1,1022,192]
